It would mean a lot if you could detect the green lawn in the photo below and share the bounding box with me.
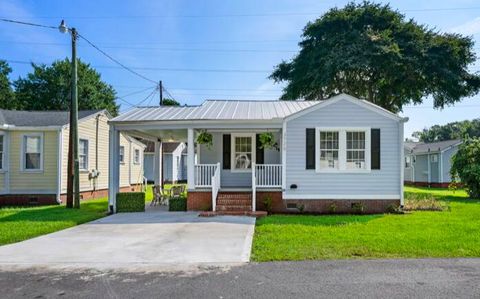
[252,186,480,261]
[0,186,157,246]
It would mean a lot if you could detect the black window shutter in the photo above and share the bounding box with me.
[306,128,315,169]
[371,129,381,170]
[256,134,264,164]
[223,134,231,169]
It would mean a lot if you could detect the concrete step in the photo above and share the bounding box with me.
[216,205,252,212]
[199,211,267,218]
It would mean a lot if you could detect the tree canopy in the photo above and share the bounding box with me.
[161,98,181,106]
[413,119,480,142]
[13,58,119,115]
[451,137,480,198]
[0,60,15,110]
[270,1,480,113]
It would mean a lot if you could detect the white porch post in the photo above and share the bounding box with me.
[153,140,162,186]
[108,126,120,213]
[281,121,287,191]
[187,128,195,190]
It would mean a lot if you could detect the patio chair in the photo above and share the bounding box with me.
[170,185,184,199]
[150,185,168,206]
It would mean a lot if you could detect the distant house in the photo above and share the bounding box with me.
[144,142,187,183]
[109,94,407,214]
[404,139,462,188]
[0,109,145,206]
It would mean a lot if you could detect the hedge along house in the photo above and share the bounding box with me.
[0,109,146,206]
[109,94,407,214]
[404,139,462,188]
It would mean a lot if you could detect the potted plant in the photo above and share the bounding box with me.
[196,130,213,149]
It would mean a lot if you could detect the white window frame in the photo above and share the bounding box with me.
[315,127,371,173]
[405,155,412,168]
[430,154,438,163]
[119,146,125,164]
[230,133,256,173]
[0,133,4,171]
[79,139,89,171]
[133,148,141,165]
[21,133,44,172]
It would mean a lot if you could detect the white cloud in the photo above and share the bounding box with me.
[450,17,480,35]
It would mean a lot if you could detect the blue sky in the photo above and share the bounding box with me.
[1,0,479,138]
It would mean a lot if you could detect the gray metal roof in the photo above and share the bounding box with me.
[405,139,462,154]
[111,100,319,122]
[0,109,103,127]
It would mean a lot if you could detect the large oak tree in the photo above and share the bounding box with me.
[0,60,15,110]
[14,58,119,115]
[270,2,480,113]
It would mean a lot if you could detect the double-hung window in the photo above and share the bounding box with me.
[79,139,89,170]
[119,146,125,164]
[134,148,140,164]
[316,128,370,172]
[23,134,43,171]
[405,156,412,168]
[231,134,255,171]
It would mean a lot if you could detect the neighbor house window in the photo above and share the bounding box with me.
[119,146,125,164]
[346,131,366,169]
[79,139,89,170]
[319,131,339,170]
[430,154,438,163]
[134,148,140,164]
[232,134,254,171]
[23,134,42,170]
[0,135,3,170]
[316,128,370,172]
[405,156,412,168]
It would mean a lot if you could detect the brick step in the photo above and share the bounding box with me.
[217,193,252,200]
[199,211,267,218]
[216,205,252,212]
[217,199,252,206]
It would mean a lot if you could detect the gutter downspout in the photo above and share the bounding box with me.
[56,127,64,204]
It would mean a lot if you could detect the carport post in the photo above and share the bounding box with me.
[187,128,195,190]
[154,140,163,187]
[108,126,120,213]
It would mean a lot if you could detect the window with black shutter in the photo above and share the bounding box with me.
[371,129,381,169]
[256,134,264,164]
[306,128,315,169]
[223,134,231,169]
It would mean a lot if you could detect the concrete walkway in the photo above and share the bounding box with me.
[0,207,256,271]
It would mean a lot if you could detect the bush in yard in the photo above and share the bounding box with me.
[263,195,273,214]
[116,192,145,212]
[169,197,187,211]
[450,137,480,199]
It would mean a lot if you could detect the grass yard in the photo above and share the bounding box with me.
[252,186,480,261]
[0,185,157,246]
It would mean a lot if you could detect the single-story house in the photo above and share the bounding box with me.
[108,94,407,214]
[144,142,187,183]
[404,139,461,188]
[0,109,145,206]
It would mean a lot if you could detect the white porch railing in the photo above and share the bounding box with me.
[211,162,221,212]
[252,163,282,212]
[194,164,217,187]
[255,164,282,187]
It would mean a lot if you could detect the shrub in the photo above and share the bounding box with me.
[386,204,404,214]
[297,204,305,213]
[450,137,480,199]
[328,203,337,214]
[116,192,145,212]
[351,202,365,214]
[263,195,273,213]
[169,197,187,211]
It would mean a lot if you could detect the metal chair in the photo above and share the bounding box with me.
[170,185,184,199]
[150,185,167,206]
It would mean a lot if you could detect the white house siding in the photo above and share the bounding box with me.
[129,141,144,185]
[404,150,413,182]
[198,131,281,188]
[284,99,401,198]
[412,154,429,183]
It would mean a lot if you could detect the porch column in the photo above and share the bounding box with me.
[108,126,120,213]
[187,128,195,190]
[153,139,163,186]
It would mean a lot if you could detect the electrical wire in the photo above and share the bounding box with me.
[0,18,57,29]
[135,87,159,106]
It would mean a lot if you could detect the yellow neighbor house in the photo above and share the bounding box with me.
[0,109,145,206]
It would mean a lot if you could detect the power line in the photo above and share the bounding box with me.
[0,18,57,29]
[135,87,159,106]
[5,6,480,20]
[117,86,157,98]
[77,33,158,84]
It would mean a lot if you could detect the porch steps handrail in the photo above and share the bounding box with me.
[211,162,221,212]
[194,163,217,187]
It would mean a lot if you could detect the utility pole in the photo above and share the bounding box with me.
[159,80,163,105]
[60,20,80,209]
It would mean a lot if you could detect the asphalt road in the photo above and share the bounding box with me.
[2,258,480,298]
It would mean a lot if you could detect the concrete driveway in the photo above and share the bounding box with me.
[0,208,256,271]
